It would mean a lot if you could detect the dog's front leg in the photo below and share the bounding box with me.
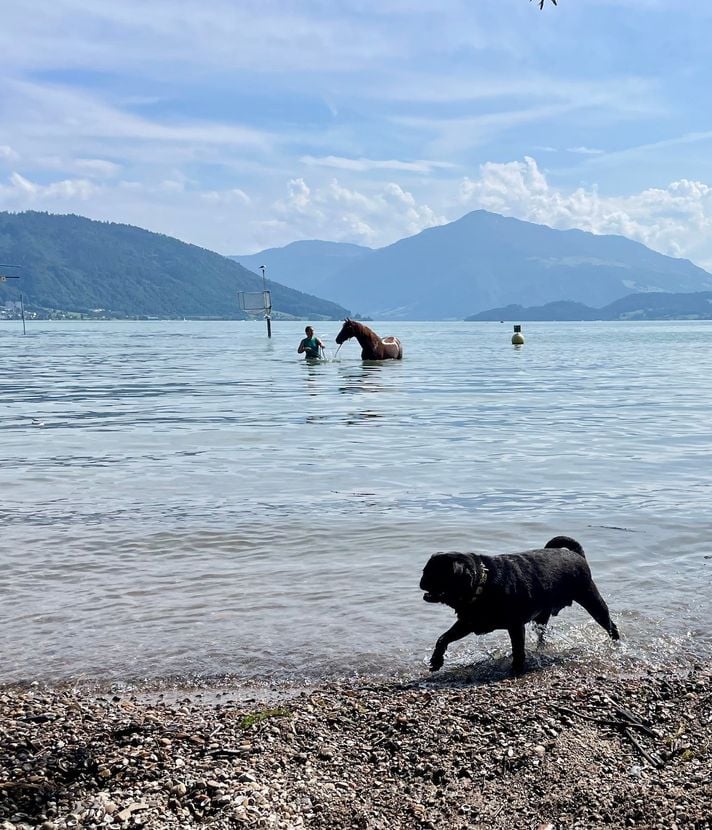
[429,620,471,672]
[508,624,526,674]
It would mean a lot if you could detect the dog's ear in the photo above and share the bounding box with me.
[452,560,467,578]
[451,557,476,593]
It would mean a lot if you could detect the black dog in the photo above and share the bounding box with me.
[420,536,620,674]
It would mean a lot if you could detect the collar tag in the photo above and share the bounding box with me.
[472,564,488,599]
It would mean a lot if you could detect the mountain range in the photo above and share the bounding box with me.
[233,210,712,320]
[233,240,371,299]
[3,209,712,322]
[0,212,348,320]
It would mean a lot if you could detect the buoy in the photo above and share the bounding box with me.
[511,324,525,345]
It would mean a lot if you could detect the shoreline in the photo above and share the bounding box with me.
[1,663,710,829]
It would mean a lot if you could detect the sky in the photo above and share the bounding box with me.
[2,0,712,267]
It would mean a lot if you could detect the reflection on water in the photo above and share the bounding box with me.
[303,358,322,398]
[1,319,711,684]
[338,363,387,423]
[344,411,383,425]
[338,362,385,394]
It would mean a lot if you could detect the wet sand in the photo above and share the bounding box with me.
[1,663,710,829]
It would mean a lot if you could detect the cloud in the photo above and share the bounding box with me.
[265,176,445,248]
[301,155,454,174]
[0,79,275,171]
[460,157,712,269]
[392,103,590,156]
[200,188,251,205]
[566,146,604,155]
[581,130,712,171]
[0,172,97,202]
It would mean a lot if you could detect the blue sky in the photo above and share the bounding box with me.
[1,0,712,266]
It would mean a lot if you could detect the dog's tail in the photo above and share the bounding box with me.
[545,535,585,557]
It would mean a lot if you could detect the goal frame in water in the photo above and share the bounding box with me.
[237,290,272,317]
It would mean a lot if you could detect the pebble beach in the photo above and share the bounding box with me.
[1,663,710,830]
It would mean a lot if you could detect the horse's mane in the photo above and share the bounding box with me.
[345,319,377,340]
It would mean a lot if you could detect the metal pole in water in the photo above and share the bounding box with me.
[259,264,272,338]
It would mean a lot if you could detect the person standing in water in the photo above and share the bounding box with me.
[297,325,325,359]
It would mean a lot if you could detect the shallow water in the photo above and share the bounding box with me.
[1,319,711,685]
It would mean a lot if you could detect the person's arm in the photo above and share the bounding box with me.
[317,338,325,349]
[297,339,306,353]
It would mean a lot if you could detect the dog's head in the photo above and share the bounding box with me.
[420,553,478,607]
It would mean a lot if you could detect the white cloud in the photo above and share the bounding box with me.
[281,178,320,216]
[567,146,604,155]
[200,188,251,205]
[0,79,275,172]
[0,172,97,202]
[301,155,454,174]
[460,157,712,269]
[266,176,445,248]
[393,104,588,156]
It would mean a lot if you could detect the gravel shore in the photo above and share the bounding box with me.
[1,664,710,830]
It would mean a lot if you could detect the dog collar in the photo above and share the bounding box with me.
[472,560,489,600]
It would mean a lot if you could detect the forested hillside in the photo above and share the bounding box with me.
[0,212,348,319]
[466,291,712,321]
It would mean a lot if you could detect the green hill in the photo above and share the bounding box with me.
[0,212,349,320]
[465,291,712,321]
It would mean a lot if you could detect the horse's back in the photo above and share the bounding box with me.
[380,336,403,359]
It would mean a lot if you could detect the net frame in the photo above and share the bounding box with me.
[238,290,272,316]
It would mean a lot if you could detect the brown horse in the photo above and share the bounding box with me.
[335,319,403,360]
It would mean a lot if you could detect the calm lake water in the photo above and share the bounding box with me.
[1,319,711,687]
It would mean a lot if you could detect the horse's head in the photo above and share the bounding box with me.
[335,318,356,344]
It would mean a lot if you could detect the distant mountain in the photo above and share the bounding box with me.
[231,240,371,298]
[467,301,598,322]
[466,291,712,321]
[237,211,712,320]
[0,212,349,320]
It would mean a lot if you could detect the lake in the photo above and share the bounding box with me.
[1,319,711,687]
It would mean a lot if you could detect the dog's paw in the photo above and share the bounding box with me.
[429,653,444,672]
